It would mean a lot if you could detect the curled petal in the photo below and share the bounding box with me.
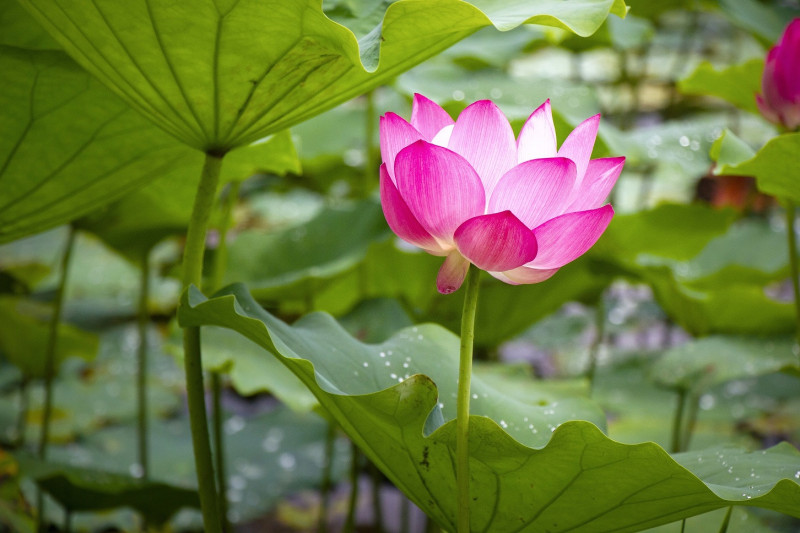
[567,156,625,212]
[454,211,538,272]
[379,112,422,180]
[437,251,470,294]
[517,99,557,163]
[394,140,485,243]
[448,100,517,198]
[379,164,443,253]
[528,205,614,270]
[558,114,600,187]
[489,158,577,228]
[411,93,455,142]
[490,266,559,285]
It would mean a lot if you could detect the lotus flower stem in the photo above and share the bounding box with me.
[181,151,225,533]
[717,506,733,533]
[137,247,151,481]
[36,224,75,532]
[457,264,481,533]
[318,421,337,532]
[670,387,687,453]
[785,200,800,352]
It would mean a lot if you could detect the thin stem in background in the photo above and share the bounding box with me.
[317,421,336,533]
[362,89,377,198]
[670,388,687,454]
[181,152,225,533]
[16,378,29,448]
[586,296,606,395]
[784,201,800,355]
[370,463,384,533]
[717,507,733,533]
[208,179,240,533]
[456,265,481,533]
[344,443,360,533]
[681,392,700,452]
[36,225,76,533]
[137,247,151,481]
[399,494,410,533]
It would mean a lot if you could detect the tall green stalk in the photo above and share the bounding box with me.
[670,388,687,454]
[456,265,481,533]
[137,247,151,480]
[208,179,240,533]
[181,152,225,533]
[36,225,76,532]
[785,201,800,354]
[344,442,360,533]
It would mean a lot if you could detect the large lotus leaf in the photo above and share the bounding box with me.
[17,0,626,151]
[179,285,800,532]
[0,1,58,50]
[0,296,97,379]
[78,129,300,259]
[650,335,798,392]
[678,59,763,115]
[224,198,390,303]
[714,132,800,204]
[0,46,197,244]
[16,454,198,525]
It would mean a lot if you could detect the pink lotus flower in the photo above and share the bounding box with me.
[379,94,624,294]
[757,18,800,130]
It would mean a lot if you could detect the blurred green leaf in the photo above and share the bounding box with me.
[651,335,797,391]
[710,128,756,169]
[179,285,800,532]
[718,0,799,43]
[0,296,97,379]
[18,0,626,151]
[679,59,764,115]
[225,198,390,303]
[16,454,199,525]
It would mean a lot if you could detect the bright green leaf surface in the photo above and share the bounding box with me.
[179,285,800,532]
[16,455,199,525]
[679,59,764,115]
[0,46,196,244]
[715,133,800,204]
[710,128,756,169]
[18,0,625,151]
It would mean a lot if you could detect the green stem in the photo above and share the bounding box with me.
[16,378,29,448]
[717,506,733,533]
[370,463,384,532]
[785,201,800,352]
[211,372,228,532]
[344,443,360,533]
[681,392,700,452]
[36,226,76,533]
[208,179,239,533]
[181,152,225,533]
[137,247,151,480]
[670,388,687,454]
[362,89,376,198]
[456,265,481,533]
[317,421,336,533]
[399,494,410,533]
[587,297,606,394]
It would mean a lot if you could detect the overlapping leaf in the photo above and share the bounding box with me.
[17,0,626,151]
[179,285,800,532]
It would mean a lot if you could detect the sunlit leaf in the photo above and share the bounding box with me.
[714,132,800,204]
[0,46,196,244]
[18,0,626,151]
[179,285,800,532]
